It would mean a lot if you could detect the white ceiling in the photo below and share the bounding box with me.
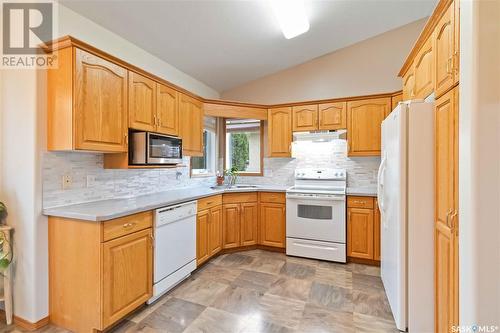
[60,0,437,93]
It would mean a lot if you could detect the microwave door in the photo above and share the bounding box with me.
[147,133,182,164]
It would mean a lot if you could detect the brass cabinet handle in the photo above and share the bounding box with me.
[124,132,128,145]
[449,210,458,234]
[445,208,453,228]
[122,222,136,229]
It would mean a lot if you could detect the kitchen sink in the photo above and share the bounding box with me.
[210,184,260,190]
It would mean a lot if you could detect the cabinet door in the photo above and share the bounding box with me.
[157,84,179,136]
[434,88,459,332]
[318,102,346,130]
[240,202,258,246]
[453,0,459,85]
[179,93,203,156]
[259,203,285,248]
[391,93,403,111]
[347,97,391,156]
[402,68,415,101]
[292,105,318,131]
[347,208,374,260]
[222,204,240,249]
[208,206,223,256]
[374,200,381,261]
[414,37,434,99]
[128,72,156,131]
[267,107,292,157]
[102,229,152,328]
[74,48,128,152]
[434,3,455,98]
[196,210,210,265]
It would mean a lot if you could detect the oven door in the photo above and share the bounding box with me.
[147,133,182,164]
[286,193,346,243]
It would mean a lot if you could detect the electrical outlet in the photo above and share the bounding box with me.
[86,175,96,188]
[62,175,72,190]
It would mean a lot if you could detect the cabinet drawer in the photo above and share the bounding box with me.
[347,196,374,209]
[102,211,153,242]
[223,192,258,204]
[260,192,285,204]
[198,195,222,211]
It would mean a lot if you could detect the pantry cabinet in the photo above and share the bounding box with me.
[347,97,391,156]
[347,196,380,262]
[292,104,318,131]
[48,47,128,152]
[402,68,415,101]
[49,211,153,332]
[434,1,457,98]
[128,71,157,132]
[413,37,434,99]
[267,107,292,157]
[179,93,204,156]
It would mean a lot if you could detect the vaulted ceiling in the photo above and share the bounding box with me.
[61,0,437,93]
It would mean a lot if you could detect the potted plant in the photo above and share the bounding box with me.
[224,167,239,186]
[0,202,12,273]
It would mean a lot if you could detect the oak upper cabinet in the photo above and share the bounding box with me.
[292,104,318,131]
[318,102,347,130]
[196,210,210,266]
[128,72,156,132]
[157,84,179,136]
[434,87,459,332]
[413,37,434,99]
[102,229,153,327]
[347,97,391,156]
[402,67,415,101]
[240,202,259,246]
[179,93,203,156]
[434,2,456,98]
[222,203,241,249]
[48,47,128,152]
[268,107,292,157]
[259,193,286,249]
[453,0,459,85]
[391,93,403,111]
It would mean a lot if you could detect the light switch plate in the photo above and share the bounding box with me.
[86,175,96,188]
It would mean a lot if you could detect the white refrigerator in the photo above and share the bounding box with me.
[378,101,435,332]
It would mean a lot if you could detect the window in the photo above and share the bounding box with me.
[191,117,217,177]
[225,119,262,175]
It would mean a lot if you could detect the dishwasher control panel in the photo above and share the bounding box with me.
[155,201,197,227]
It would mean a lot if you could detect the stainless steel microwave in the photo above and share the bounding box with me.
[129,132,182,165]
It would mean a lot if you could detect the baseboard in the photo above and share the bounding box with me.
[347,256,381,266]
[0,309,50,331]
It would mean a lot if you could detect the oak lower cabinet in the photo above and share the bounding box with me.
[267,107,292,157]
[48,211,153,333]
[48,46,128,152]
[347,98,391,156]
[347,196,380,262]
[222,193,258,249]
[259,192,286,248]
[196,196,223,265]
[240,202,259,246]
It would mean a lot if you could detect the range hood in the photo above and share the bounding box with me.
[293,130,347,142]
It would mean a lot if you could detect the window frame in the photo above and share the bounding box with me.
[190,118,218,178]
[222,118,264,177]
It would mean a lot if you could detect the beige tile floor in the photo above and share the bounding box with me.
[0,250,398,333]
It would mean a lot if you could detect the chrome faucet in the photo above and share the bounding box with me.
[176,171,182,180]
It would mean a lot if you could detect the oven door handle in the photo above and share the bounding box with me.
[286,194,346,201]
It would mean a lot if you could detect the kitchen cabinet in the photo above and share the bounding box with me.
[402,68,415,101]
[222,193,258,249]
[434,87,459,332]
[318,102,347,130]
[259,192,286,248]
[347,98,391,156]
[267,107,292,157]
[434,1,457,98]
[157,84,179,136]
[48,47,128,152]
[240,202,259,246]
[128,71,156,132]
[197,196,223,265]
[179,93,204,156]
[391,92,403,110]
[222,203,241,249]
[49,211,153,332]
[413,37,434,99]
[292,104,318,131]
[347,196,380,262]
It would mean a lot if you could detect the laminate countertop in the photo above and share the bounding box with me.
[346,186,378,197]
[43,185,288,222]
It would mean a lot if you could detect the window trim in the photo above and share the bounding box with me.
[222,119,264,177]
[190,123,217,178]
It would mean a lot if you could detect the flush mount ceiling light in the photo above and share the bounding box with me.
[269,0,310,39]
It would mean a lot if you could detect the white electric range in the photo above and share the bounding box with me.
[286,168,347,263]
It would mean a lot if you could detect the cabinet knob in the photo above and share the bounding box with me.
[122,222,136,229]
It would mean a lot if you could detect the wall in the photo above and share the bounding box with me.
[221,19,426,104]
[0,2,219,323]
[459,0,500,327]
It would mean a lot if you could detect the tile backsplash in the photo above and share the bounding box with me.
[42,139,379,208]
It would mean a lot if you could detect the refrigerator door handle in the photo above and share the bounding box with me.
[377,155,386,213]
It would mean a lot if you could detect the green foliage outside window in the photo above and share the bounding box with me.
[230,133,249,171]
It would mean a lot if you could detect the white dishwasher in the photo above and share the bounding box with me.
[149,200,197,304]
